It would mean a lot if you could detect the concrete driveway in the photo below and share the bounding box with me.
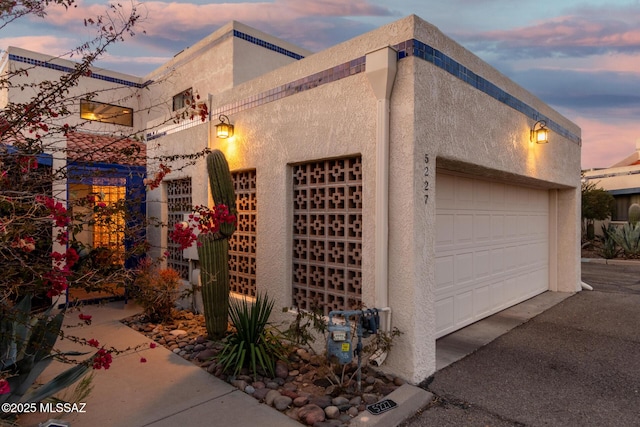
[401,261,640,427]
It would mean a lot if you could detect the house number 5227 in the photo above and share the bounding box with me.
[423,154,430,205]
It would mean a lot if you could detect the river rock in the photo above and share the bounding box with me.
[274,395,293,411]
[324,405,340,419]
[298,404,325,426]
[265,389,281,407]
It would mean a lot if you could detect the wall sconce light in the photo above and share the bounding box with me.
[215,114,234,139]
[531,120,549,144]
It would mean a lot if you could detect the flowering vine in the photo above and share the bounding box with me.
[169,204,236,250]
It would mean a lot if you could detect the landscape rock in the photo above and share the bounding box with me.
[265,389,282,407]
[274,395,293,411]
[324,405,340,419]
[298,404,326,426]
[275,360,289,379]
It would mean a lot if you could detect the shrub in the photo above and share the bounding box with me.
[131,262,181,322]
[282,303,327,351]
[217,293,285,379]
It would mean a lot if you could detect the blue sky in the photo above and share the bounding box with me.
[3,0,640,169]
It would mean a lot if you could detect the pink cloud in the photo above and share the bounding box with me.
[283,0,391,17]
[462,5,640,58]
[0,36,76,56]
[576,115,639,169]
[33,0,392,40]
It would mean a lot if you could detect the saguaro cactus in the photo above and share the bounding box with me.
[629,203,640,226]
[198,150,236,338]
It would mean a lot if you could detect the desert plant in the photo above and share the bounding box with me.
[599,223,620,259]
[216,293,286,379]
[131,262,181,322]
[609,222,640,258]
[197,150,237,338]
[0,296,95,416]
[629,203,640,226]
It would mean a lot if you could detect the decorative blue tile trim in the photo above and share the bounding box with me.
[394,39,581,146]
[233,30,305,60]
[212,56,365,117]
[8,54,150,88]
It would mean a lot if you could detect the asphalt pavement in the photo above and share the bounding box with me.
[401,261,640,427]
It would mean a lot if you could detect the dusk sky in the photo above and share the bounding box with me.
[3,0,639,169]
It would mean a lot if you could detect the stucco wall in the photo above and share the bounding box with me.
[140,22,311,132]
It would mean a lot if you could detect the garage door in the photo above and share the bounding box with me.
[435,172,549,338]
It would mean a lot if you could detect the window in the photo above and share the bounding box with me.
[172,89,192,111]
[80,100,133,127]
[92,184,126,265]
[292,157,363,315]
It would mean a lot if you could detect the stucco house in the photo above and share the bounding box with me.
[583,140,640,223]
[144,15,582,383]
[2,14,582,383]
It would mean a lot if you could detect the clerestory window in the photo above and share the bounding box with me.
[80,100,133,127]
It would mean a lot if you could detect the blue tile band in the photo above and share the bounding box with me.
[8,54,150,88]
[233,30,305,60]
[395,39,581,145]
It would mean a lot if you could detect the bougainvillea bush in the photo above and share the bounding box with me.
[0,0,149,416]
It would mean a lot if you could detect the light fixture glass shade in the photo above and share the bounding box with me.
[216,123,233,138]
[215,115,234,139]
[535,127,549,144]
[531,120,549,144]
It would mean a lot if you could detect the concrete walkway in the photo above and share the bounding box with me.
[18,302,304,427]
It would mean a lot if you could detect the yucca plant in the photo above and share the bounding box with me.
[1,296,92,416]
[216,293,286,379]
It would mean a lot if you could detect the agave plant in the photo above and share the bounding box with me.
[599,223,620,259]
[216,293,286,379]
[1,296,92,415]
[609,222,640,258]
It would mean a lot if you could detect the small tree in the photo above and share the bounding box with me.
[581,180,615,240]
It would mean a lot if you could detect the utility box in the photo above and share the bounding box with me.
[327,311,356,364]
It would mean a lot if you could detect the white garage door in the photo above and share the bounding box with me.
[435,172,549,338]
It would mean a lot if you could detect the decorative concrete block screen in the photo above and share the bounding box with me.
[229,170,257,297]
[292,157,363,315]
[166,178,192,280]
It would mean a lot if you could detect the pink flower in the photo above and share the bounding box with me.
[65,247,80,268]
[88,339,100,348]
[140,357,147,363]
[149,342,157,349]
[0,379,10,395]
[92,348,112,370]
[79,313,92,324]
